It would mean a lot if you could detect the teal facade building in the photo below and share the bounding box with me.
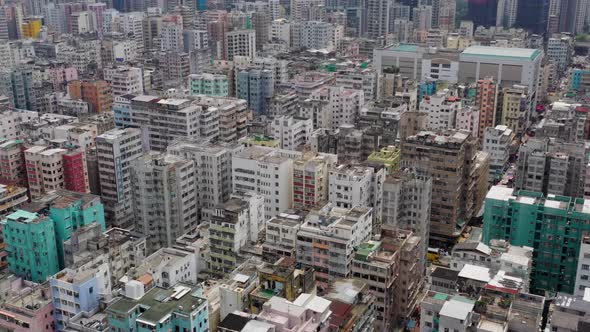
[2,210,59,282]
[483,186,590,294]
[571,69,590,92]
[188,73,229,97]
[106,283,209,332]
[47,191,106,269]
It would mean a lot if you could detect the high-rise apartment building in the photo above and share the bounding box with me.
[434,0,456,31]
[574,236,590,296]
[516,138,586,198]
[496,0,519,27]
[68,80,113,113]
[237,69,274,115]
[189,96,249,143]
[352,229,424,331]
[232,146,296,219]
[103,66,144,96]
[0,67,36,111]
[483,186,590,294]
[328,163,385,225]
[547,35,573,77]
[468,0,498,28]
[168,141,243,221]
[225,29,256,60]
[209,193,264,276]
[0,139,27,187]
[157,51,191,86]
[188,73,229,97]
[297,203,372,288]
[127,95,219,151]
[401,130,489,243]
[271,116,313,151]
[131,153,198,254]
[475,78,498,139]
[366,0,390,39]
[516,0,550,34]
[2,210,59,283]
[96,128,143,227]
[301,86,364,130]
[160,20,184,52]
[483,125,514,183]
[501,84,531,135]
[25,146,89,199]
[382,170,432,265]
[292,153,336,210]
[421,91,462,131]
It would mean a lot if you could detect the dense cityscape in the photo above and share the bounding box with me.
[0,0,587,331]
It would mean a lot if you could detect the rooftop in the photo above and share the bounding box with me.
[439,296,475,320]
[324,279,367,304]
[384,44,420,52]
[431,267,460,281]
[462,46,541,61]
[106,284,206,324]
[459,264,491,283]
[218,312,251,331]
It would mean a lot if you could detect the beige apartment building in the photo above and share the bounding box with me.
[401,130,489,244]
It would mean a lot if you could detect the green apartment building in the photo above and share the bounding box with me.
[188,73,229,97]
[483,186,590,294]
[47,190,106,269]
[1,210,59,282]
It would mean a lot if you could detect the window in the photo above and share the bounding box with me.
[583,264,589,270]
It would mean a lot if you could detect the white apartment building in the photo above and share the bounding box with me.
[421,90,462,131]
[455,106,479,138]
[50,257,112,331]
[263,210,304,260]
[271,115,313,151]
[114,12,145,52]
[0,110,38,140]
[232,146,298,219]
[329,164,373,210]
[209,193,265,275]
[294,21,344,51]
[160,21,184,52]
[296,204,373,288]
[191,96,249,143]
[547,36,573,76]
[102,38,139,64]
[132,248,197,288]
[270,19,290,45]
[24,146,66,199]
[575,236,590,297]
[252,57,289,85]
[293,152,337,210]
[70,11,96,34]
[334,68,380,102]
[131,153,198,254]
[329,164,385,223]
[301,86,365,130]
[96,128,143,228]
[103,66,144,96]
[483,125,514,182]
[382,171,432,268]
[226,30,256,61]
[168,141,243,221]
[129,95,219,151]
